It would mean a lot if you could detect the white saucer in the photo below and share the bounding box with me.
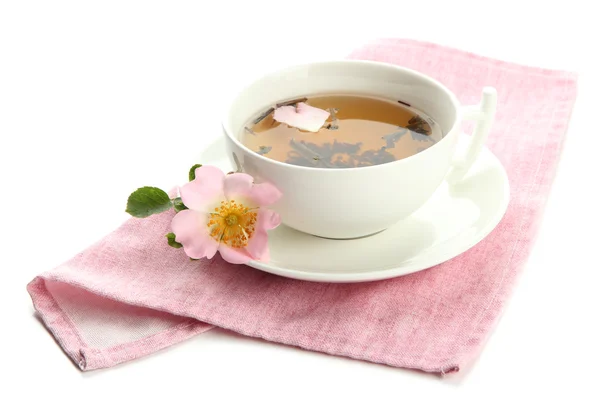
[200,134,510,283]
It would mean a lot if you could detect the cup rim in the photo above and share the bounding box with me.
[221,59,462,173]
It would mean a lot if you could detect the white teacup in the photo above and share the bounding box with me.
[222,60,496,239]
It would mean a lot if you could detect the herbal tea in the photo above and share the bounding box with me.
[241,94,443,168]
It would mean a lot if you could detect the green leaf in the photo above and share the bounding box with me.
[165,232,183,249]
[173,197,188,212]
[126,187,172,218]
[188,164,203,181]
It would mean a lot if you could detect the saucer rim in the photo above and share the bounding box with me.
[244,143,510,283]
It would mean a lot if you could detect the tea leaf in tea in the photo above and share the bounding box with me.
[286,139,365,168]
[288,139,334,167]
[327,107,339,130]
[253,107,275,125]
[256,145,272,155]
[410,130,435,142]
[276,97,308,108]
[382,128,409,149]
[355,147,396,167]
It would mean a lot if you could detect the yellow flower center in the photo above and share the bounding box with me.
[207,200,257,248]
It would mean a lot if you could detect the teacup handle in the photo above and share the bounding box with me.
[446,87,497,184]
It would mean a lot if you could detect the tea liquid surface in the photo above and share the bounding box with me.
[242,94,443,168]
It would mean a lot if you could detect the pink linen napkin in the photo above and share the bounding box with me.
[27,39,578,375]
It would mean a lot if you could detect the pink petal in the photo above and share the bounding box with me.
[171,210,219,259]
[218,244,252,264]
[248,182,282,207]
[246,209,281,261]
[223,173,253,200]
[273,102,330,132]
[257,208,282,230]
[180,166,225,212]
[246,230,270,262]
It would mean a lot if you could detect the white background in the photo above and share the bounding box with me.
[1,1,599,399]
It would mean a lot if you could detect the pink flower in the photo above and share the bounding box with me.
[273,102,330,132]
[171,166,282,264]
